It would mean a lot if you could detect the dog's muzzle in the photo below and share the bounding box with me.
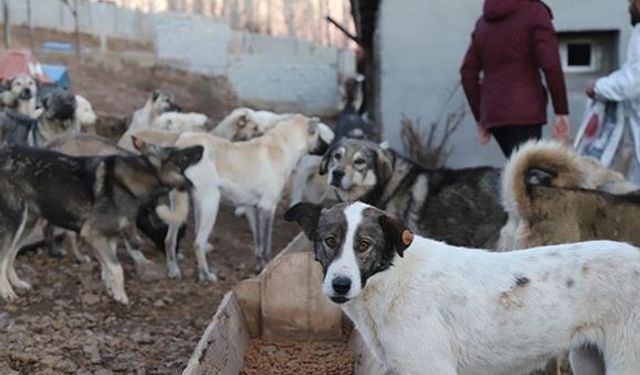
[329,276,352,304]
[330,170,345,188]
[19,88,33,100]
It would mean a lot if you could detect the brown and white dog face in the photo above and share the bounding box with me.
[319,139,392,201]
[285,202,413,304]
[10,74,37,101]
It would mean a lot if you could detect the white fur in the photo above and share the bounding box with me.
[75,95,97,126]
[161,116,334,280]
[322,203,365,299]
[335,204,640,375]
[153,112,208,132]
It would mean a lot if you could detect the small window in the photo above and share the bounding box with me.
[559,40,601,73]
[567,43,592,67]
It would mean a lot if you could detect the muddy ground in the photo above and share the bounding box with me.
[0,205,300,374]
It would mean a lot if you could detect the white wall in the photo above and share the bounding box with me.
[155,13,354,115]
[377,0,631,168]
[7,0,153,42]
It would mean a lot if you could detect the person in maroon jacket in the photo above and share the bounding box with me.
[461,0,570,157]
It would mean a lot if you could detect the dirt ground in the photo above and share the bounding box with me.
[0,204,300,374]
[241,338,354,375]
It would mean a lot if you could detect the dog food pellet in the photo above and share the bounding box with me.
[241,338,354,375]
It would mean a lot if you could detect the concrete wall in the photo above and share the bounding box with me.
[7,0,153,42]
[8,2,353,116]
[377,0,631,168]
[155,13,354,116]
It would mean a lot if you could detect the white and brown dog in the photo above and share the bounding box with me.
[1,74,38,117]
[286,201,640,375]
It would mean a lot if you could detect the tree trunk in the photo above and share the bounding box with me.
[74,0,81,58]
[3,0,10,49]
[27,0,34,50]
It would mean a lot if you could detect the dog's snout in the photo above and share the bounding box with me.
[332,277,352,296]
[331,170,345,187]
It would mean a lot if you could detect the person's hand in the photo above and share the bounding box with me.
[477,123,490,145]
[553,115,571,142]
[586,80,597,99]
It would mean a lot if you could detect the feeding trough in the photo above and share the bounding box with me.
[182,233,390,375]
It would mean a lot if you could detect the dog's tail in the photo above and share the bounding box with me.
[502,140,593,217]
[155,190,190,225]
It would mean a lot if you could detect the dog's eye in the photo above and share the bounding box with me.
[356,240,371,253]
[324,237,337,248]
[354,159,367,166]
[334,153,342,161]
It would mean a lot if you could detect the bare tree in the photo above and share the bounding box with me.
[3,0,10,48]
[401,108,465,169]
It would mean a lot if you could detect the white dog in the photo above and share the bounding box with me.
[118,90,179,151]
[152,112,209,132]
[286,201,640,375]
[160,115,334,281]
[2,74,38,117]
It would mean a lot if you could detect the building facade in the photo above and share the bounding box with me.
[375,0,632,167]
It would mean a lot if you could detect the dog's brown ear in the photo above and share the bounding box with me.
[285,203,323,241]
[375,148,393,184]
[378,214,413,257]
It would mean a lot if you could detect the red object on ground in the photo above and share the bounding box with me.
[0,49,52,83]
[584,113,600,138]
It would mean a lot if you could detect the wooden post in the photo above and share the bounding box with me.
[3,0,10,49]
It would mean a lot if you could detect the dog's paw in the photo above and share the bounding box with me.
[198,269,218,283]
[11,279,31,291]
[112,291,130,305]
[167,264,182,280]
[76,254,92,264]
[0,287,18,302]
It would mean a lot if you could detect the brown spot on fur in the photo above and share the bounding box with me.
[499,291,525,310]
[566,278,574,288]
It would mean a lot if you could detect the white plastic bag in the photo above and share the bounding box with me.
[574,99,625,167]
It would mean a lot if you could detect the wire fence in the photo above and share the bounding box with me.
[93,0,355,47]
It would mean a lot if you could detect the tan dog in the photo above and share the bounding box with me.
[1,74,38,117]
[499,140,639,251]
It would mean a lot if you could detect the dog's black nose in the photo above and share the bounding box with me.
[332,277,351,296]
[331,170,345,187]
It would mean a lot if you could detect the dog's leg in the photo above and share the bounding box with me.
[44,222,66,257]
[0,236,16,301]
[84,230,128,304]
[165,223,181,279]
[192,188,219,282]
[123,228,154,269]
[3,208,31,296]
[569,346,605,375]
[67,232,90,264]
[256,206,275,270]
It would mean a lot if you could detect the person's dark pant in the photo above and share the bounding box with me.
[489,124,543,158]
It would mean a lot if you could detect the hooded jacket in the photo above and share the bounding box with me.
[461,0,569,129]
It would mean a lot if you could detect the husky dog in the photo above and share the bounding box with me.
[0,138,203,303]
[333,75,372,143]
[118,90,181,151]
[45,134,188,267]
[0,74,38,117]
[0,90,77,146]
[139,115,334,280]
[286,201,640,375]
[499,140,640,251]
[321,139,505,249]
